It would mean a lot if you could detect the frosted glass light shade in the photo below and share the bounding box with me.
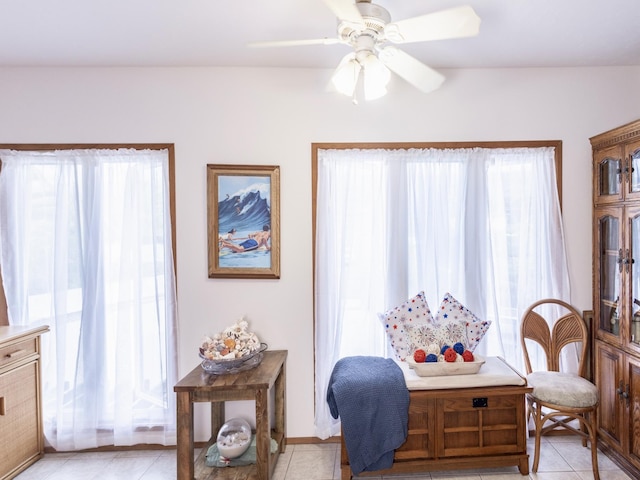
[331,53,361,97]
[362,54,390,100]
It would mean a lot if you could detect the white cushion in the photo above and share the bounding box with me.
[435,292,492,352]
[379,291,435,361]
[527,371,598,408]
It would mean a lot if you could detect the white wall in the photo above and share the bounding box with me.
[0,65,639,440]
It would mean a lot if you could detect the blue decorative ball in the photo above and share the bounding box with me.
[453,342,465,355]
[426,353,438,363]
[440,345,450,354]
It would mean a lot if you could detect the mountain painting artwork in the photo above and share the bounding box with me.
[207,164,280,279]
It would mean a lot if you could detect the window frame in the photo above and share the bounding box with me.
[0,143,176,326]
[311,139,562,346]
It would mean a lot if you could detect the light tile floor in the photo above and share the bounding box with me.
[14,435,633,480]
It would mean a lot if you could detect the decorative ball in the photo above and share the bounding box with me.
[426,343,440,355]
[443,347,458,362]
[413,349,426,363]
[440,344,451,355]
[453,342,465,355]
[462,350,474,362]
[425,353,438,362]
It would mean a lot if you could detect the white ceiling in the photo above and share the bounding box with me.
[2,0,640,70]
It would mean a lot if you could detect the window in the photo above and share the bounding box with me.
[0,145,178,450]
[312,142,571,439]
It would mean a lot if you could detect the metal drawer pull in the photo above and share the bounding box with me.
[0,397,4,416]
[4,349,27,359]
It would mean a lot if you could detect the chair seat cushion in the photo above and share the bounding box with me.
[527,371,598,408]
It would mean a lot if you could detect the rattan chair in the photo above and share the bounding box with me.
[520,298,599,479]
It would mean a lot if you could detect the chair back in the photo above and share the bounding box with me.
[520,298,589,377]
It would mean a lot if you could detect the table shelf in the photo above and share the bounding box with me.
[193,431,285,480]
[175,350,287,480]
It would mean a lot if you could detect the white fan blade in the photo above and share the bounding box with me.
[248,38,342,48]
[385,5,481,44]
[378,46,445,94]
[323,0,364,25]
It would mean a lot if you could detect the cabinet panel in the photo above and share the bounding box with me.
[0,362,39,476]
[395,392,435,460]
[438,393,524,458]
[595,341,623,449]
[627,356,640,468]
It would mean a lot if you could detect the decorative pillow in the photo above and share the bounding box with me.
[379,291,435,361]
[435,292,492,352]
[406,319,468,355]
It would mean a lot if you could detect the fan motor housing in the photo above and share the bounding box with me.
[338,2,390,44]
[357,2,391,26]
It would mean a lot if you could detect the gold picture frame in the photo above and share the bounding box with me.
[207,164,280,279]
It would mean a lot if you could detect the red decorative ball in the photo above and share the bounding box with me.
[462,350,474,362]
[443,347,457,362]
[413,349,427,363]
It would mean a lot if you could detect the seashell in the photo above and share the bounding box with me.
[200,319,261,359]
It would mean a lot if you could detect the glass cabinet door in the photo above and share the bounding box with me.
[598,156,621,199]
[598,213,621,337]
[629,146,640,196]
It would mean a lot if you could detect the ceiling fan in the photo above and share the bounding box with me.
[248,0,481,102]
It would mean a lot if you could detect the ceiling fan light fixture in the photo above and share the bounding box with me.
[362,53,390,100]
[331,53,362,96]
[252,0,481,100]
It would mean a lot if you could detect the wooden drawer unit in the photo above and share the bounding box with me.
[0,325,48,480]
[341,383,531,479]
[0,337,38,369]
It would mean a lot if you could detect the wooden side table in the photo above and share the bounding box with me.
[174,350,287,480]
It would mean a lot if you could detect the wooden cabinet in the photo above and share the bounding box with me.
[594,341,640,467]
[0,325,48,480]
[592,119,640,474]
[340,383,532,479]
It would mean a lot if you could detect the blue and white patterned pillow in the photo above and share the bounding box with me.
[379,291,435,361]
[435,292,491,352]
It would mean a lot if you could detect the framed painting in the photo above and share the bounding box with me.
[207,164,280,279]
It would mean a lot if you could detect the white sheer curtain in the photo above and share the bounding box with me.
[0,148,178,450]
[314,146,571,439]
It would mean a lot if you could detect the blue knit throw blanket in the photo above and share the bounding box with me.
[326,356,409,475]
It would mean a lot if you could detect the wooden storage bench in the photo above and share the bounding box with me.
[340,357,532,479]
